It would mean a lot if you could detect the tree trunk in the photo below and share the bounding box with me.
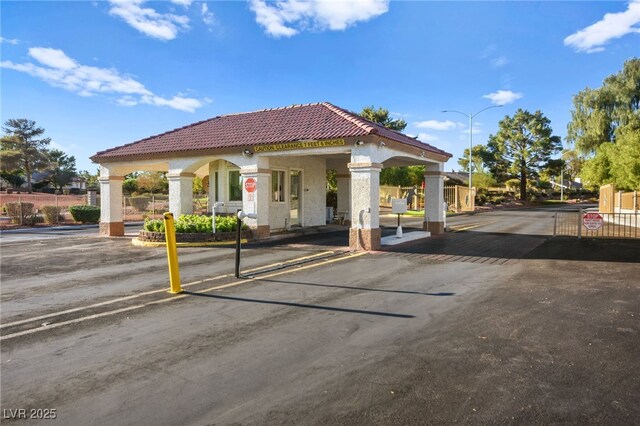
[25,163,32,194]
[520,166,527,201]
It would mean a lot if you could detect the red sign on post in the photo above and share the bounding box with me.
[583,212,604,230]
[244,177,257,193]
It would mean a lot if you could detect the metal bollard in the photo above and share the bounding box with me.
[235,210,257,278]
[163,212,183,293]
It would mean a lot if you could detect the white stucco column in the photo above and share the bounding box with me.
[98,175,124,236]
[424,162,446,234]
[348,161,382,251]
[335,164,351,225]
[240,160,270,239]
[168,173,194,217]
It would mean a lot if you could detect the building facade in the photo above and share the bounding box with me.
[91,102,452,250]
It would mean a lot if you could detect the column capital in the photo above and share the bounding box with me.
[98,176,124,183]
[348,162,383,171]
[167,172,195,179]
[241,168,271,175]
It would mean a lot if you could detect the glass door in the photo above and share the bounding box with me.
[290,170,301,227]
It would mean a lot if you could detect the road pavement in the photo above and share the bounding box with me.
[1,207,638,425]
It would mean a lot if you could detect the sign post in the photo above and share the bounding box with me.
[391,198,408,238]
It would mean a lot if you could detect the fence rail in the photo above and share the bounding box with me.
[554,210,639,239]
[0,193,91,226]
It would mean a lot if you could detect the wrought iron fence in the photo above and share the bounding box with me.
[122,194,209,221]
[554,209,639,239]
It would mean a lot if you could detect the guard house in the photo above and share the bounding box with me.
[91,102,452,250]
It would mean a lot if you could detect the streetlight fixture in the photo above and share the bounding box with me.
[442,105,503,190]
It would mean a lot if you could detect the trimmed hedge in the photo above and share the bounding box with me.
[143,214,248,234]
[69,205,100,223]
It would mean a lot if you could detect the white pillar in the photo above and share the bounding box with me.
[98,175,124,236]
[168,173,194,217]
[240,161,270,239]
[336,164,351,225]
[348,161,382,250]
[424,163,445,234]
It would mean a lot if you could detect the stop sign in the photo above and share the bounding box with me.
[583,212,604,230]
[244,177,257,193]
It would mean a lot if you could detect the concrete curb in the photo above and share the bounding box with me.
[0,222,144,234]
[131,237,247,248]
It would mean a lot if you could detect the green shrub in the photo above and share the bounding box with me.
[42,205,63,224]
[143,214,248,233]
[69,205,100,223]
[4,202,34,224]
[143,219,165,232]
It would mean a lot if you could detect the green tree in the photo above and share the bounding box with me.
[561,148,585,182]
[567,59,640,189]
[359,106,421,186]
[359,106,407,131]
[0,170,25,189]
[487,109,562,200]
[47,149,78,191]
[136,171,168,193]
[79,169,100,190]
[568,58,640,154]
[0,119,51,193]
[457,145,491,174]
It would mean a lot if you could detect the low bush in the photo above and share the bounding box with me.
[4,202,34,224]
[144,219,165,232]
[143,214,248,233]
[42,205,63,224]
[69,205,100,223]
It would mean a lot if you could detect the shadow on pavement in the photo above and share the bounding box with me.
[525,237,640,263]
[256,278,455,297]
[250,227,640,264]
[184,291,415,318]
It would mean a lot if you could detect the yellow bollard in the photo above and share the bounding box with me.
[163,212,183,294]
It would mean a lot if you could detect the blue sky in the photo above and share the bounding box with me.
[2,0,639,173]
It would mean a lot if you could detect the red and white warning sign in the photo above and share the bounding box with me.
[583,212,604,230]
[244,177,257,193]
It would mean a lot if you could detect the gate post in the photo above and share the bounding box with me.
[577,208,582,239]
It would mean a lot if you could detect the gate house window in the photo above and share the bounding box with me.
[229,170,242,201]
[272,170,285,202]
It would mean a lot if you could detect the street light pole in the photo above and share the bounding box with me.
[442,105,503,190]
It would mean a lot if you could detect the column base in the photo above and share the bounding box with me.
[423,221,445,235]
[253,225,271,239]
[100,221,125,237]
[349,228,381,251]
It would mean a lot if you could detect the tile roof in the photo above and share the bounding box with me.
[91,102,452,161]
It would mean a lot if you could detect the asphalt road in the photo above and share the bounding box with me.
[1,207,639,425]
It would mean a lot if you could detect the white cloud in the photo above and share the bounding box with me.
[170,0,193,6]
[249,0,389,38]
[108,0,190,41]
[1,47,207,112]
[0,37,19,45]
[483,90,523,105]
[416,133,438,142]
[201,3,215,28]
[491,56,509,68]
[414,119,459,131]
[564,0,640,53]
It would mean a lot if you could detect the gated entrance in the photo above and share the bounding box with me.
[554,209,639,239]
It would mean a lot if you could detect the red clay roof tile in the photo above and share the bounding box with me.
[91,102,451,161]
